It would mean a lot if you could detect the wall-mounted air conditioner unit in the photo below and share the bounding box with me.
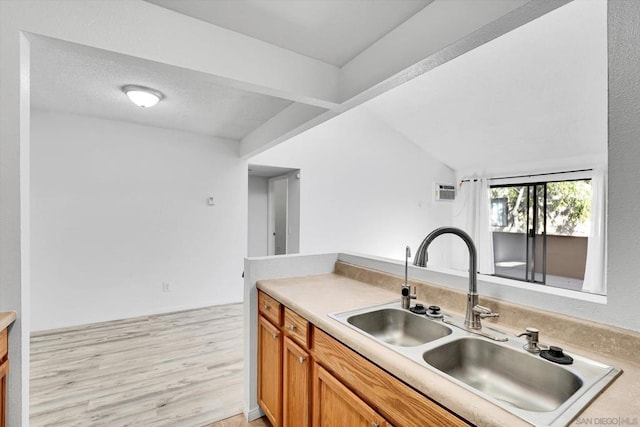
[434,183,456,201]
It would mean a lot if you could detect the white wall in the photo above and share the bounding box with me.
[30,111,247,331]
[247,175,269,257]
[286,170,301,254]
[606,0,640,332]
[251,108,455,263]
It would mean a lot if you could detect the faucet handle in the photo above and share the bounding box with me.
[401,286,410,296]
[401,285,416,297]
[473,305,499,318]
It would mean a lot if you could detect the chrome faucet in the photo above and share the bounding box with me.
[414,226,498,330]
[401,245,416,309]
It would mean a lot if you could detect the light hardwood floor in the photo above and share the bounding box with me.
[30,303,244,426]
[205,413,271,427]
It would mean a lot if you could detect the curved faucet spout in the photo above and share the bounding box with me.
[413,227,477,294]
[413,227,493,329]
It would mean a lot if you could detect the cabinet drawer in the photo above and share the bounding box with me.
[0,329,7,361]
[258,291,282,326]
[314,328,469,427]
[283,308,309,348]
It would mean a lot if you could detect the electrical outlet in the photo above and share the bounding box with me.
[162,282,170,292]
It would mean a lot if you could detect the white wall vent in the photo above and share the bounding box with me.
[434,183,456,201]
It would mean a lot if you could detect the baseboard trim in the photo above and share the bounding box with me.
[246,406,265,422]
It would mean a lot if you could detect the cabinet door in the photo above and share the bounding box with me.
[283,337,310,427]
[0,360,8,427]
[313,363,388,427]
[258,315,282,427]
[0,328,7,427]
[314,329,467,426]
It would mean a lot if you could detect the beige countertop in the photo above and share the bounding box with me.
[257,273,640,427]
[1,311,16,331]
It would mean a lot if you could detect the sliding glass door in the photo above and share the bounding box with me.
[490,180,591,290]
[490,185,528,281]
[528,184,546,283]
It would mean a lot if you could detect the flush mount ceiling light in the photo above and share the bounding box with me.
[122,85,164,108]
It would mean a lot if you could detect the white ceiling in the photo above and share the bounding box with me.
[30,36,293,140]
[28,0,576,167]
[364,0,607,176]
[144,0,431,67]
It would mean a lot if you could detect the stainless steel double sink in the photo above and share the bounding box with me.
[329,302,621,426]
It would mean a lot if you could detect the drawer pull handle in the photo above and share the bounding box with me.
[263,304,270,310]
[272,333,278,339]
[299,356,306,364]
[288,324,297,331]
[371,422,379,427]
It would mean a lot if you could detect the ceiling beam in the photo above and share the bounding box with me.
[338,0,573,109]
[8,0,341,109]
[240,103,337,159]
[241,0,573,158]
[339,0,528,102]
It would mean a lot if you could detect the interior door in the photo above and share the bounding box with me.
[268,175,288,255]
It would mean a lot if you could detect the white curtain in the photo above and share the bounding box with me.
[451,178,495,275]
[582,168,607,294]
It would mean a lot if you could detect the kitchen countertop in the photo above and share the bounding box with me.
[257,273,640,427]
[0,311,16,331]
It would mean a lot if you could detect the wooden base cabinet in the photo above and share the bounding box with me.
[256,291,469,427]
[1,328,9,427]
[313,363,390,427]
[258,315,282,427]
[314,328,469,427]
[283,337,310,427]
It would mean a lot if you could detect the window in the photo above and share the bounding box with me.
[490,179,592,292]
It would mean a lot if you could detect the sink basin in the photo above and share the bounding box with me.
[347,308,451,347]
[332,302,621,426]
[423,337,582,412]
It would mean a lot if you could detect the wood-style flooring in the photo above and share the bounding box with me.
[205,413,271,427]
[30,303,244,427]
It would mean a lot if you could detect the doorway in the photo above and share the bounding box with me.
[247,165,300,257]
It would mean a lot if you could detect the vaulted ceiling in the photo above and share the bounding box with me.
[144,0,432,67]
[29,0,575,164]
[364,0,607,176]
